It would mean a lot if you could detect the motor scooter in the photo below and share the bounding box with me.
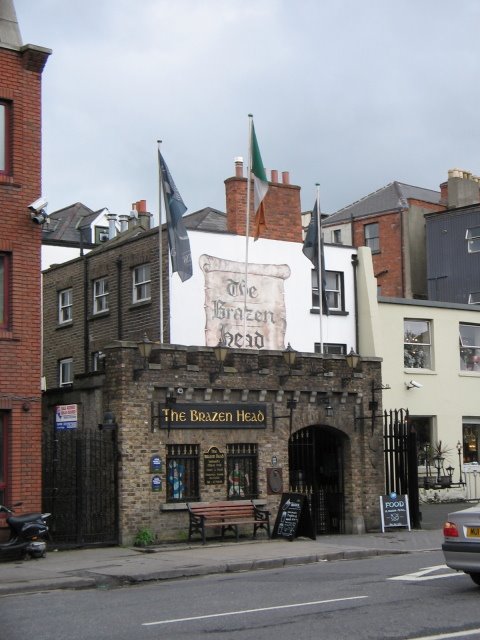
[0,502,50,559]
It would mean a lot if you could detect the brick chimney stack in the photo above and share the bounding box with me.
[130,200,152,230]
[224,159,302,242]
[442,168,480,209]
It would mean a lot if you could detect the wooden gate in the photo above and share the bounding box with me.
[288,426,345,534]
[383,409,421,528]
[42,429,118,547]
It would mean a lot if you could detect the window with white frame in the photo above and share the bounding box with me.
[132,264,151,303]
[93,277,109,314]
[311,270,344,312]
[466,226,480,253]
[58,289,73,324]
[0,100,12,175]
[404,319,432,369]
[364,222,379,253]
[315,343,347,355]
[459,323,480,372]
[59,358,73,387]
[325,272,343,311]
[468,292,480,305]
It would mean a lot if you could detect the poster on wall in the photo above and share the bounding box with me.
[199,254,291,350]
[55,404,78,430]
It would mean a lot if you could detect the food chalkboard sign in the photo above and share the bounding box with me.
[380,492,411,532]
[272,493,316,541]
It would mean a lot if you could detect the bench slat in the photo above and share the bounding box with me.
[187,500,270,544]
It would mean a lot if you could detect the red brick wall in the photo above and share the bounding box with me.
[225,171,303,242]
[352,200,445,298]
[0,44,49,513]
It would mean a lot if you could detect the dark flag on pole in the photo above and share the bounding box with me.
[159,151,192,282]
[302,198,329,315]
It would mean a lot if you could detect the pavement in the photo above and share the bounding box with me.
[0,500,473,596]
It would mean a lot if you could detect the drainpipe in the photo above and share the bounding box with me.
[83,251,89,372]
[116,257,123,340]
[351,253,359,353]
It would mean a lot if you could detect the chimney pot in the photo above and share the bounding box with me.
[234,157,244,178]
[271,169,278,183]
[282,171,290,185]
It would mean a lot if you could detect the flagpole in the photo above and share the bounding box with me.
[316,183,324,354]
[157,140,164,344]
[244,114,253,346]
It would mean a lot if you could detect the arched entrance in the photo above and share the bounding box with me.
[288,425,346,534]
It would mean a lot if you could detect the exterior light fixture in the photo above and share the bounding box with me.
[210,339,229,382]
[138,333,153,368]
[279,343,297,384]
[133,333,154,379]
[343,348,361,385]
[456,440,464,484]
[345,348,360,371]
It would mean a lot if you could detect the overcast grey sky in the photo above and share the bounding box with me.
[14,0,480,219]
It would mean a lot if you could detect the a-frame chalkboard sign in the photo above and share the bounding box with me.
[271,493,316,541]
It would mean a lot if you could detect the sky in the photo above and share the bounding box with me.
[13,0,480,221]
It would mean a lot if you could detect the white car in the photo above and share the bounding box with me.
[442,504,480,586]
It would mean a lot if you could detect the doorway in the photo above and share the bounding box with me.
[288,425,346,534]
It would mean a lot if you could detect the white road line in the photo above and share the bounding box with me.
[142,595,369,627]
[410,628,480,640]
[389,564,464,582]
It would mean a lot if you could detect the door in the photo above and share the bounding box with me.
[288,425,345,534]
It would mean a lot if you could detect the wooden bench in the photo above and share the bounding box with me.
[187,500,271,544]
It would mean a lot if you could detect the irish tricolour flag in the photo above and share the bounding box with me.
[251,124,269,240]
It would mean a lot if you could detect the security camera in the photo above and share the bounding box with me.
[28,197,48,213]
[28,197,48,225]
[406,380,423,390]
[176,387,184,395]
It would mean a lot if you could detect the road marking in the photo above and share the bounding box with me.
[410,628,480,639]
[389,564,464,582]
[142,595,368,626]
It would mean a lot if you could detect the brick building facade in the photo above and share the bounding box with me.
[323,182,445,299]
[42,342,384,544]
[0,2,50,516]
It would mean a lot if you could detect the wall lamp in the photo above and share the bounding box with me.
[279,343,297,384]
[272,396,298,434]
[317,395,334,418]
[98,410,117,430]
[210,340,229,383]
[342,348,361,385]
[134,333,154,379]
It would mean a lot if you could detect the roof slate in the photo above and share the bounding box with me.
[324,181,441,225]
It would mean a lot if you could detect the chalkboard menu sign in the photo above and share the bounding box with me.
[204,447,225,485]
[272,493,316,541]
[380,493,411,532]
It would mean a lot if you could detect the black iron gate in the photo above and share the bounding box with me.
[42,429,118,546]
[383,409,421,528]
[288,426,345,534]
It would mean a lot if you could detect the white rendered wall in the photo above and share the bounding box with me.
[170,230,357,354]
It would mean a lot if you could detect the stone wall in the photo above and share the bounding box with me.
[101,343,385,544]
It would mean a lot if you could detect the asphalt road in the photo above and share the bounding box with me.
[2,549,480,640]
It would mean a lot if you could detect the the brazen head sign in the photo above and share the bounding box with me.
[200,254,290,350]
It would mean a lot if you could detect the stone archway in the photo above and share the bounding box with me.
[288,425,347,534]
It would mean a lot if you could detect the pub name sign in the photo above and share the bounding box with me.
[159,403,267,429]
